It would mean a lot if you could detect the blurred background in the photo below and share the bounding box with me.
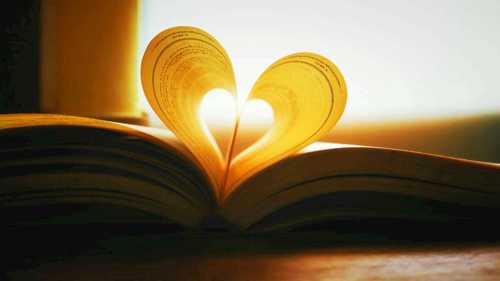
[1,0,499,162]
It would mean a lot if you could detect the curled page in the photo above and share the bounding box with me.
[141,27,347,203]
[141,26,237,199]
[225,53,347,197]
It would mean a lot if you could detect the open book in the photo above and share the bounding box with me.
[1,26,499,232]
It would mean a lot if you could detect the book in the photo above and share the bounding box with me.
[1,26,499,232]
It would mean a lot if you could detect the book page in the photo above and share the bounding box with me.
[140,27,347,202]
[0,114,213,226]
[224,53,347,198]
[141,26,237,201]
[0,114,188,154]
[222,144,500,229]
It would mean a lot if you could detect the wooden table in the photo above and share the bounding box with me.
[3,226,500,281]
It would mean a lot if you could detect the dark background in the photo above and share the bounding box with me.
[0,0,40,113]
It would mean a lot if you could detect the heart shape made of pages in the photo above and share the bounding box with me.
[141,26,347,201]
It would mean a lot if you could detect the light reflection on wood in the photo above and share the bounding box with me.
[10,244,500,280]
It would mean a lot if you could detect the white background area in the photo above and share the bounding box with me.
[138,0,500,126]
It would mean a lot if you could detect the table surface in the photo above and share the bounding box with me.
[3,226,500,281]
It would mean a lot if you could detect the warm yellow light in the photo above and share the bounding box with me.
[199,89,237,156]
[239,99,274,128]
[200,89,237,131]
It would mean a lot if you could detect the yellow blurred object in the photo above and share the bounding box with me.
[40,0,145,124]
